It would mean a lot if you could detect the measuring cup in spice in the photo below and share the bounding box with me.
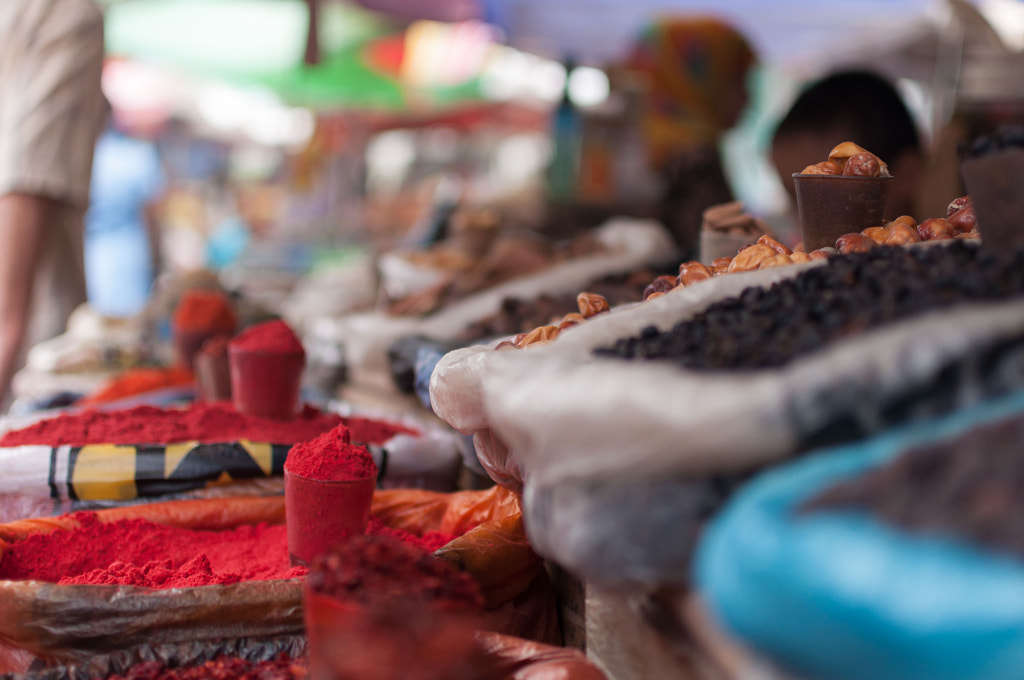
[284,424,377,567]
[793,142,892,251]
[194,335,233,402]
[304,534,489,680]
[171,289,237,372]
[229,319,305,419]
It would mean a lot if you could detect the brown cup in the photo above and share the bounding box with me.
[961,150,1024,253]
[194,348,232,402]
[793,174,892,251]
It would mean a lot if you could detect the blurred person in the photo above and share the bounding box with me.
[628,17,757,259]
[0,1,105,408]
[771,70,925,229]
[85,115,166,318]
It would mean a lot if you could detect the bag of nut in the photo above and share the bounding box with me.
[438,242,1024,588]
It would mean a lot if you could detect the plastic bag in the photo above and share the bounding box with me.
[696,389,1024,680]
[435,251,1024,587]
[330,219,676,390]
[0,487,546,672]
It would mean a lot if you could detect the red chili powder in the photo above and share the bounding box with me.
[173,290,237,334]
[231,320,304,355]
[105,655,306,680]
[284,425,376,481]
[78,366,195,407]
[0,403,415,447]
[307,533,482,609]
[0,513,458,588]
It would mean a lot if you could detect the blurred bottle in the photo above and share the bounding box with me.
[545,59,581,201]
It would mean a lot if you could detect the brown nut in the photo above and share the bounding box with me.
[916,217,955,242]
[494,340,517,351]
[711,256,734,268]
[561,312,586,325]
[800,160,841,175]
[757,234,792,256]
[577,292,610,318]
[827,141,889,176]
[645,291,666,301]
[887,215,917,229]
[643,275,678,300]
[946,196,971,218]
[790,251,812,264]
[843,152,882,177]
[835,233,879,254]
[758,253,794,270]
[727,243,776,273]
[808,248,834,261]
[861,226,891,245]
[885,221,921,246]
[679,262,713,286]
[711,264,730,275]
[948,205,977,234]
[516,325,560,347]
[956,230,981,240]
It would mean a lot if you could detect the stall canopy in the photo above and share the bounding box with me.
[104,0,487,110]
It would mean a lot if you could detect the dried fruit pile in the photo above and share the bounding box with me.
[596,241,1024,370]
[801,415,1024,560]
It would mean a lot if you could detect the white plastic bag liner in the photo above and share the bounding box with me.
[430,261,819,492]
[327,218,677,389]
[434,255,1024,586]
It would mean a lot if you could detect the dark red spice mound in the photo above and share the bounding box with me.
[0,403,416,447]
[172,290,237,334]
[230,319,304,355]
[307,534,482,609]
[0,513,456,588]
[284,424,376,481]
[107,655,306,680]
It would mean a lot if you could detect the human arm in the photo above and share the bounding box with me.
[0,194,69,405]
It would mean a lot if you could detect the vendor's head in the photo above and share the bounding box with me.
[628,17,757,167]
[771,70,924,218]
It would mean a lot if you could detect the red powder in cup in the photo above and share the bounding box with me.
[231,320,304,355]
[173,290,237,334]
[0,403,415,447]
[0,513,459,589]
[307,533,483,610]
[284,425,376,481]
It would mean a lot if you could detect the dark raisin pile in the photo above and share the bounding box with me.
[800,416,1024,559]
[962,125,1024,160]
[596,242,1024,370]
[110,655,306,680]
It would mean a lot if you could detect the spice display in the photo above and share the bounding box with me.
[105,655,306,680]
[597,241,1024,370]
[78,366,195,406]
[172,289,237,334]
[0,403,415,447]
[230,319,304,356]
[307,534,483,609]
[0,513,458,588]
[285,425,376,482]
[800,415,1024,559]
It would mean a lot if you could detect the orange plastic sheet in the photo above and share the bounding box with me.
[0,489,552,672]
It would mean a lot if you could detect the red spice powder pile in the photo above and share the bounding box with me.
[0,513,458,589]
[79,366,195,407]
[106,655,307,680]
[307,533,482,610]
[173,290,237,334]
[230,319,304,355]
[0,403,416,447]
[284,424,376,481]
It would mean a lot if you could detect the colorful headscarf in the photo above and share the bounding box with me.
[628,17,757,166]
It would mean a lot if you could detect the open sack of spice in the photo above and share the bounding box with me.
[696,389,1024,680]
[322,218,676,392]
[0,481,553,673]
[437,242,1024,587]
[0,399,467,522]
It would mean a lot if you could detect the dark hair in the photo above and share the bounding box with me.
[773,70,921,162]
